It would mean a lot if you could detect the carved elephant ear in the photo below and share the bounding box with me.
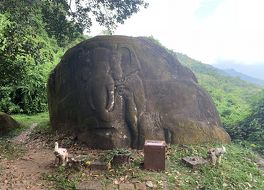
[92,47,111,74]
[119,47,131,75]
[119,46,141,77]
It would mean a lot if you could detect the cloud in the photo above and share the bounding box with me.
[197,0,264,64]
[114,0,202,57]
[90,0,264,65]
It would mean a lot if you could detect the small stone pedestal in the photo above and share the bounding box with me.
[182,156,208,169]
[112,155,130,166]
[144,140,166,171]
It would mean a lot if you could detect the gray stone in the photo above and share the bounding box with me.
[88,161,108,170]
[104,183,118,190]
[0,112,20,136]
[146,181,154,188]
[134,183,147,190]
[76,181,103,190]
[256,156,264,170]
[48,36,230,149]
[119,183,135,190]
[182,156,208,169]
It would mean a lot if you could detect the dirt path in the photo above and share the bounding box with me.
[11,123,38,144]
[0,149,54,190]
[0,123,55,190]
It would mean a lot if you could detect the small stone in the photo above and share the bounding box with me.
[135,183,147,190]
[146,181,154,188]
[76,181,103,190]
[105,184,118,190]
[182,156,208,169]
[119,183,135,190]
[87,161,108,170]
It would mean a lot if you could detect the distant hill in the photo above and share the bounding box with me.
[214,62,264,80]
[175,52,263,130]
[222,68,264,87]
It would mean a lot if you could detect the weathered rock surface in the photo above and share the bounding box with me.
[0,112,20,136]
[48,36,230,149]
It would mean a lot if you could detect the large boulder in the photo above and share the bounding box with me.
[48,36,230,149]
[0,112,20,136]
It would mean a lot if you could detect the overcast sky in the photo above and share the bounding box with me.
[90,0,264,66]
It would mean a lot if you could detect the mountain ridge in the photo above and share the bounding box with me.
[222,68,264,86]
[214,62,264,80]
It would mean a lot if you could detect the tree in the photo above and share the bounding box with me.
[0,0,148,114]
[0,0,148,46]
[0,12,59,113]
[43,0,148,45]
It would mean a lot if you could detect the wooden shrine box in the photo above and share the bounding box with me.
[144,140,166,171]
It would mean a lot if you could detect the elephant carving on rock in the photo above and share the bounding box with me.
[48,36,230,149]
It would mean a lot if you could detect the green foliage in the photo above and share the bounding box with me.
[0,0,147,114]
[0,9,60,114]
[0,0,148,46]
[67,0,148,33]
[0,1,76,114]
[234,91,264,153]
[40,0,83,47]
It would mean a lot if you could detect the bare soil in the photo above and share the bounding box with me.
[0,149,54,190]
[0,123,55,190]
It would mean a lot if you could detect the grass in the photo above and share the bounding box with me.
[13,112,51,136]
[12,112,49,128]
[41,143,264,190]
[167,144,264,189]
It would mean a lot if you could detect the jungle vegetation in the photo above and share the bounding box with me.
[0,0,147,114]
